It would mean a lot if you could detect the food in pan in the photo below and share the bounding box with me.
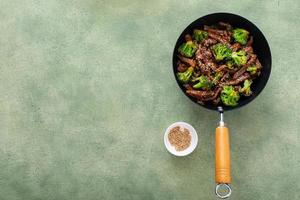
[176,22,262,106]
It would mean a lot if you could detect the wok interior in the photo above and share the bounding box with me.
[173,13,271,111]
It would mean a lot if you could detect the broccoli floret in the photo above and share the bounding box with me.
[178,41,197,57]
[176,67,194,83]
[239,80,252,96]
[231,50,247,66]
[221,86,240,106]
[193,75,212,89]
[226,60,234,69]
[212,43,232,61]
[232,28,249,45]
[212,72,223,84]
[193,29,208,42]
[247,65,257,75]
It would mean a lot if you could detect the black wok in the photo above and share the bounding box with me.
[172,13,271,198]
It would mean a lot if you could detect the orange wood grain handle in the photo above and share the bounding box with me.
[215,126,231,184]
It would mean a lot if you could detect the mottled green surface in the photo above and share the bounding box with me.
[0,0,299,199]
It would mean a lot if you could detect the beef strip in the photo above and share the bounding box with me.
[203,38,217,47]
[233,66,248,79]
[256,59,262,69]
[220,72,230,82]
[226,68,239,74]
[183,84,193,90]
[207,28,227,35]
[203,87,222,101]
[247,54,257,65]
[177,62,188,72]
[186,90,215,99]
[218,22,232,30]
[195,48,205,61]
[208,31,229,44]
[207,28,231,44]
[195,44,212,62]
[215,64,227,72]
[178,55,196,67]
[203,25,211,31]
[212,97,220,105]
[222,32,231,43]
[231,43,242,52]
[224,73,250,85]
[246,36,253,46]
[206,61,218,71]
[185,34,192,41]
[197,60,211,75]
[244,46,253,54]
[186,87,222,102]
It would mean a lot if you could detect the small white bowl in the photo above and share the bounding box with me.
[164,122,198,156]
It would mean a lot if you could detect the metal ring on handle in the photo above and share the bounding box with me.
[215,184,232,199]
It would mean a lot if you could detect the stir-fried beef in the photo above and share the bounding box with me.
[176,22,262,106]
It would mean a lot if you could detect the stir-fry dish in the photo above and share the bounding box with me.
[176,22,262,106]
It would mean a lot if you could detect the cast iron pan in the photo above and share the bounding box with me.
[172,13,271,198]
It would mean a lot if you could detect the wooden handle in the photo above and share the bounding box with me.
[215,126,231,184]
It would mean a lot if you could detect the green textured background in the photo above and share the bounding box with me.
[0,0,299,199]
